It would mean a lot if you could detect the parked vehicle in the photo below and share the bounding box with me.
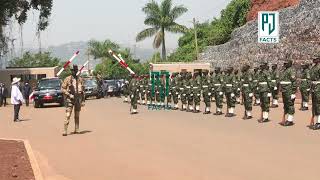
[103,80,121,97]
[33,78,64,108]
[84,79,103,99]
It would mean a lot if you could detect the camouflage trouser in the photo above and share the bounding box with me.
[312,90,320,116]
[167,91,172,104]
[141,89,146,101]
[225,92,236,108]
[203,89,211,108]
[282,91,295,115]
[130,92,138,109]
[187,93,194,106]
[64,101,81,133]
[259,92,270,112]
[271,86,279,100]
[181,89,187,105]
[146,89,151,102]
[215,91,224,109]
[254,87,260,100]
[300,88,310,104]
[193,89,201,106]
[172,89,179,104]
[242,89,253,111]
[156,91,161,103]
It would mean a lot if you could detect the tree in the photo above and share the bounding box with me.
[0,0,53,53]
[9,51,60,67]
[136,0,188,61]
[88,39,149,79]
[168,0,250,62]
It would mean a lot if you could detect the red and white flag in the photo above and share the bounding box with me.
[56,51,80,76]
[108,49,135,75]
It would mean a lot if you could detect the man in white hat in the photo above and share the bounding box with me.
[11,77,24,122]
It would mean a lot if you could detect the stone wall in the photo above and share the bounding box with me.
[198,0,320,68]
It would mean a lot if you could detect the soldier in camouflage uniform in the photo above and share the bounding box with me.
[136,76,142,104]
[166,73,172,108]
[129,74,139,114]
[122,79,130,103]
[202,70,211,114]
[186,72,194,112]
[279,60,297,126]
[213,67,224,115]
[171,72,180,110]
[193,71,202,113]
[310,55,320,130]
[61,65,85,136]
[234,69,241,104]
[180,72,188,111]
[270,64,280,108]
[210,71,216,102]
[140,75,147,105]
[257,63,272,123]
[240,64,253,119]
[253,67,261,106]
[299,63,311,111]
[145,75,152,105]
[224,67,236,117]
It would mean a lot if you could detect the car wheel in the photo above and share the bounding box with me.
[33,101,39,108]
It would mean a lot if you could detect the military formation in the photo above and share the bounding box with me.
[126,54,320,130]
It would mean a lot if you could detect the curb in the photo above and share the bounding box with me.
[0,138,43,180]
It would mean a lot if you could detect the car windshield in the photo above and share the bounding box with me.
[38,79,61,90]
[105,81,116,86]
[85,80,97,87]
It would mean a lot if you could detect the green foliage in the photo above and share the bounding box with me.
[9,52,60,67]
[136,0,188,60]
[89,39,149,79]
[168,0,250,62]
[0,0,53,52]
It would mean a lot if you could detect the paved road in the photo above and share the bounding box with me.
[0,98,319,180]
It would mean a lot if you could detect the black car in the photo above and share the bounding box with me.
[33,78,64,108]
[84,79,103,99]
[103,80,121,97]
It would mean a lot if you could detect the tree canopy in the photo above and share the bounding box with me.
[136,0,188,61]
[168,0,250,62]
[89,39,149,79]
[0,0,53,53]
[9,51,59,67]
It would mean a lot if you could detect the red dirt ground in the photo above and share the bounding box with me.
[0,140,35,180]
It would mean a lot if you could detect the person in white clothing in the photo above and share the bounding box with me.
[11,77,24,122]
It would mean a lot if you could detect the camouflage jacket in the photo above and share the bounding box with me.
[310,64,320,92]
[300,69,311,89]
[279,67,297,93]
[61,75,84,107]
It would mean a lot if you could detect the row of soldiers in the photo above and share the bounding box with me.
[124,54,320,130]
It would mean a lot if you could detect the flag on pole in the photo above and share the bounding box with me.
[56,51,80,76]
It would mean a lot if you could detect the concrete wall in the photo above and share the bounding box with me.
[0,67,59,89]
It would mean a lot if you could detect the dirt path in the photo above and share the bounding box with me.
[0,98,319,180]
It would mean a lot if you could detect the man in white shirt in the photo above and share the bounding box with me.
[11,77,25,122]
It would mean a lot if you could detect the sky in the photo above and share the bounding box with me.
[18,0,232,50]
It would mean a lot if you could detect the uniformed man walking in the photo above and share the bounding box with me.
[213,67,224,115]
[253,67,261,106]
[240,64,253,119]
[270,64,280,108]
[180,72,188,111]
[61,65,85,136]
[224,67,236,117]
[257,63,272,123]
[186,72,194,112]
[279,60,297,126]
[193,71,202,113]
[309,55,320,130]
[234,69,241,104]
[171,72,180,110]
[202,70,211,114]
[300,63,311,111]
[129,74,139,114]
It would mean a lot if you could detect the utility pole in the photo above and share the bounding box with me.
[193,18,199,60]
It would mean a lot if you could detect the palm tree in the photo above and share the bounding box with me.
[136,0,188,61]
